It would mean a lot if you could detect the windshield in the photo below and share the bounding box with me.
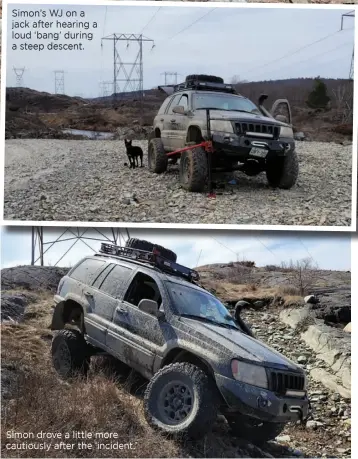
[166,281,239,329]
[193,93,260,114]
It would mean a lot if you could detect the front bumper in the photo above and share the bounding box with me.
[211,132,295,158]
[215,373,309,423]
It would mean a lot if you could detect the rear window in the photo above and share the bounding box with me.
[69,258,106,285]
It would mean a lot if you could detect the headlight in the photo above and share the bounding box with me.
[210,120,234,133]
[280,126,293,138]
[231,359,268,389]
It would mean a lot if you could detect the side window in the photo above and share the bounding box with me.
[99,264,132,298]
[92,263,114,289]
[166,94,182,115]
[158,98,171,115]
[178,94,188,111]
[124,272,162,308]
[70,258,106,285]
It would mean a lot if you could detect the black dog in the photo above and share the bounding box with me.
[124,139,143,169]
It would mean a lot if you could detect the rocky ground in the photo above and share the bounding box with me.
[1,264,351,458]
[4,139,352,226]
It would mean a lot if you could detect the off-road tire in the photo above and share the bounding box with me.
[179,147,207,192]
[51,329,89,379]
[226,415,285,444]
[265,150,299,189]
[148,138,168,174]
[186,74,224,84]
[126,238,177,262]
[144,362,220,438]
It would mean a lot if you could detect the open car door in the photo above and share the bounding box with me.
[270,98,292,126]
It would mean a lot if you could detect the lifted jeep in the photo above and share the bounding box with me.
[51,239,309,441]
[148,74,298,192]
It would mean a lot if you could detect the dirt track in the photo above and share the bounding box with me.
[3,139,353,226]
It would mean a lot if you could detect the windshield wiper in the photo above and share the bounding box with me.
[180,313,238,330]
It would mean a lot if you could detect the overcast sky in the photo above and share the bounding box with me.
[6,4,355,97]
[1,227,351,271]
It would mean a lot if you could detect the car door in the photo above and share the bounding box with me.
[106,269,169,377]
[85,263,133,347]
[154,97,172,146]
[270,99,292,125]
[162,93,182,150]
[170,93,190,150]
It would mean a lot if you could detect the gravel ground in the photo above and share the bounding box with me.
[4,139,353,226]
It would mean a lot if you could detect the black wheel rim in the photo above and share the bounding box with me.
[158,380,194,425]
[53,341,71,376]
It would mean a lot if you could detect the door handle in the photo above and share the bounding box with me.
[84,291,93,298]
[170,119,176,123]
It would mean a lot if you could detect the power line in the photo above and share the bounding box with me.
[243,28,348,78]
[211,237,239,258]
[255,237,279,262]
[254,39,352,80]
[140,6,162,35]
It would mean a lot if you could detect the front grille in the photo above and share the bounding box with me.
[235,122,280,139]
[269,371,305,394]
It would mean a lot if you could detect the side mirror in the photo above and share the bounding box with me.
[275,114,288,123]
[138,299,160,317]
[172,105,186,115]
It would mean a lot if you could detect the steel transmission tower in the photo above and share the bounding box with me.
[101,33,155,104]
[161,72,179,85]
[54,71,65,94]
[31,227,130,266]
[13,67,25,87]
[341,11,355,79]
[100,81,114,98]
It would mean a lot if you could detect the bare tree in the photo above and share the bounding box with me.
[332,83,354,124]
[281,257,319,296]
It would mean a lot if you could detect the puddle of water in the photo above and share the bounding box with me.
[62,129,115,140]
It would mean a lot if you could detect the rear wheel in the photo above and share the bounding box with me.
[226,414,285,444]
[179,147,207,192]
[51,329,89,379]
[266,150,299,189]
[144,362,220,438]
[148,138,168,174]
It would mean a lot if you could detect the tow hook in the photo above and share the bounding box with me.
[293,399,313,426]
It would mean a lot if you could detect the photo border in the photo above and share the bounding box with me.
[1,0,357,232]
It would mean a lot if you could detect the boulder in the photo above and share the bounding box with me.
[344,322,351,333]
[304,295,319,304]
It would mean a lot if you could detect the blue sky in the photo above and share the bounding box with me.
[6,4,355,97]
[1,227,351,271]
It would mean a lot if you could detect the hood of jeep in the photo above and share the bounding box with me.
[179,317,301,371]
[201,110,288,127]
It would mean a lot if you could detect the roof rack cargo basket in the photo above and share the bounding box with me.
[175,80,237,94]
[98,243,200,282]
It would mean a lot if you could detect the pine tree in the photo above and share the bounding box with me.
[306,77,330,109]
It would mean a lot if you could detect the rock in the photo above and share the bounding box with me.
[279,307,310,329]
[304,295,319,304]
[306,420,324,429]
[253,300,265,309]
[344,323,351,333]
[276,435,291,442]
[310,368,351,399]
[297,355,308,364]
[294,131,306,141]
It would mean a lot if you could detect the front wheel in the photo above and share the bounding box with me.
[266,149,299,189]
[226,414,285,444]
[143,362,220,438]
[179,147,207,192]
[148,138,168,174]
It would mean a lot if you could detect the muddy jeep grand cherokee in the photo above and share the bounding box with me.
[51,240,309,441]
[148,74,298,192]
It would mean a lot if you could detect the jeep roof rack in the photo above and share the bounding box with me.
[158,82,238,96]
[96,243,200,283]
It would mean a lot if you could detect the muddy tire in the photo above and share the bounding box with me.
[126,238,177,262]
[51,329,89,379]
[179,147,207,192]
[266,150,299,189]
[144,362,220,438]
[226,414,285,444]
[148,138,168,174]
